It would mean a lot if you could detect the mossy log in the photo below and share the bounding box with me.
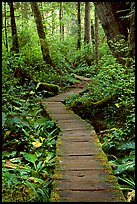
[71,94,119,110]
[14,68,60,96]
[36,82,59,96]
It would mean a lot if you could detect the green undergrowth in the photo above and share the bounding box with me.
[65,56,135,201]
[2,32,135,201]
[2,72,61,201]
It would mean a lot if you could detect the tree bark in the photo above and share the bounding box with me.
[71,3,77,36]
[94,7,99,69]
[4,2,8,52]
[94,2,129,42]
[77,2,81,49]
[84,2,91,44]
[8,2,19,53]
[93,2,131,63]
[59,2,64,41]
[91,19,95,48]
[30,2,53,65]
[128,2,135,57]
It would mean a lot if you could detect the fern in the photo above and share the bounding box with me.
[117,141,135,150]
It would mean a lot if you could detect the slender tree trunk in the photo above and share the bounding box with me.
[30,2,53,65]
[23,2,29,21]
[95,7,99,69]
[4,2,8,52]
[51,9,55,35]
[84,2,91,44]
[8,2,19,53]
[59,2,62,36]
[91,19,95,49]
[77,2,81,49]
[71,3,77,36]
[59,2,64,41]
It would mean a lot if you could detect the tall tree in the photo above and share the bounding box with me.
[59,2,64,41]
[4,2,8,52]
[30,2,53,65]
[94,7,99,69]
[71,3,77,36]
[91,19,95,48]
[51,3,56,35]
[93,2,133,63]
[84,2,91,44]
[8,2,19,53]
[128,2,135,57]
[77,2,81,49]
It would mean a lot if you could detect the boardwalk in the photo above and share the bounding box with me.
[42,87,126,202]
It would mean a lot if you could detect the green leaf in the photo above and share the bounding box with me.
[2,151,17,159]
[36,161,43,171]
[10,158,21,163]
[118,141,135,150]
[20,152,37,169]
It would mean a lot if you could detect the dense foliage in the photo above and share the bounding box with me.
[2,62,60,201]
[2,2,135,202]
[65,40,135,201]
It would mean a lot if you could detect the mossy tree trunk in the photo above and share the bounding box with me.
[30,2,53,65]
[93,2,131,64]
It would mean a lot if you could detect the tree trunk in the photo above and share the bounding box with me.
[94,7,99,69]
[71,3,77,36]
[30,2,53,65]
[84,2,91,44]
[22,2,29,21]
[93,2,131,63]
[59,2,62,38]
[51,8,55,35]
[59,2,64,41]
[77,2,81,49]
[4,2,8,52]
[128,2,135,57]
[91,19,95,49]
[8,2,19,53]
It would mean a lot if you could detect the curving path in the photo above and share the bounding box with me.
[42,85,126,202]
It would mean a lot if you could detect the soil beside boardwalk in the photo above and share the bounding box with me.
[42,86,126,202]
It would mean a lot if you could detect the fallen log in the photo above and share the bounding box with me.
[71,93,119,111]
[36,82,59,96]
[14,68,60,96]
[73,74,92,82]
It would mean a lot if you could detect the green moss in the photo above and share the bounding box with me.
[36,82,60,96]
[50,190,60,202]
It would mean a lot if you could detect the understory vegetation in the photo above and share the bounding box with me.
[2,71,60,201]
[2,2,135,202]
[64,41,135,201]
